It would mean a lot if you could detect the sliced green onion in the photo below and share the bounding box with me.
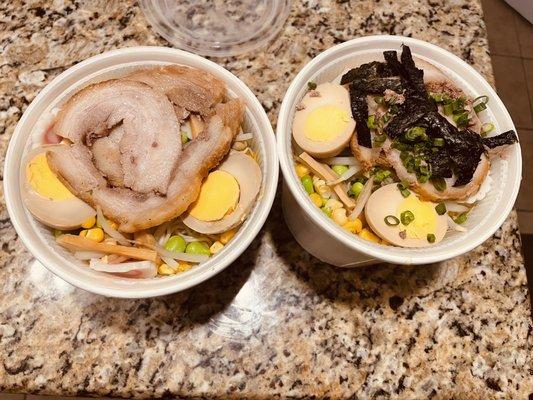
[452,112,470,126]
[405,126,426,141]
[427,233,436,243]
[385,215,400,226]
[481,122,494,137]
[432,178,447,192]
[435,202,447,215]
[307,81,317,90]
[417,174,429,184]
[397,180,410,190]
[400,210,415,226]
[367,115,377,129]
[400,188,411,198]
[419,165,430,175]
[181,131,189,144]
[443,103,453,115]
[430,93,444,103]
[374,134,387,146]
[454,213,468,224]
[474,102,487,113]
[473,95,489,114]
[374,96,385,105]
[433,138,445,147]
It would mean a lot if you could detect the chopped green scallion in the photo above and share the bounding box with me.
[427,233,436,243]
[400,210,415,225]
[307,81,317,90]
[384,215,400,226]
[454,213,468,224]
[432,178,447,192]
[435,202,447,215]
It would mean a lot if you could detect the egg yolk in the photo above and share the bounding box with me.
[397,195,436,239]
[189,170,240,221]
[304,105,351,142]
[26,153,74,200]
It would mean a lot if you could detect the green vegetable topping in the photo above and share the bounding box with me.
[384,215,400,226]
[452,112,470,127]
[435,202,447,215]
[374,169,391,183]
[301,175,314,194]
[405,126,427,141]
[454,213,468,224]
[374,96,385,105]
[374,134,387,146]
[473,95,489,114]
[181,131,189,144]
[417,174,429,184]
[400,188,411,198]
[332,165,349,176]
[367,115,377,129]
[427,233,436,243]
[350,181,364,197]
[164,235,187,253]
[307,81,317,90]
[321,206,332,217]
[185,241,211,255]
[443,103,454,115]
[400,210,415,225]
[431,178,447,192]
[433,138,445,147]
[481,122,494,137]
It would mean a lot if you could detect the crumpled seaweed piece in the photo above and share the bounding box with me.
[340,61,397,85]
[427,149,453,179]
[482,129,518,148]
[349,84,372,148]
[352,77,403,94]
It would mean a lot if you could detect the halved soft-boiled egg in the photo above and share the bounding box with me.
[365,184,448,247]
[292,82,355,158]
[21,145,96,230]
[182,152,262,234]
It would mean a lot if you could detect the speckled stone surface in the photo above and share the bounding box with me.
[0,0,532,399]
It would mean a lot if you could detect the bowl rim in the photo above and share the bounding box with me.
[4,46,279,298]
[276,35,522,265]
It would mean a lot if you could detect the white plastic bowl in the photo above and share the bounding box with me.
[277,35,522,267]
[4,46,278,298]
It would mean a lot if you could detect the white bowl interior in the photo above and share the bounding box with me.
[277,36,522,265]
[5,47,278,297]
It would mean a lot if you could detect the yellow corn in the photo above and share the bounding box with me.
[81,216,96,229]
[96,218,119,230]
[79,229,87,238]
[359,228,380,243]
[177,261,192,272]
[325,198,343,211]
[158,263,176,276]
[84,227,104,243]
[342,218,363,234]
[220,229,237,245]
[210,241,224,254]
[309,193,324,207]
[332,208,348,226]
[295,163,310,178]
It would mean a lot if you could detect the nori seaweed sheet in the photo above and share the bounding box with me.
[345,45,518,187]
[482,129,518,148]
[349,85,372,148]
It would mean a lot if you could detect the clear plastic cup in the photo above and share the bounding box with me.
[140,0,291,57]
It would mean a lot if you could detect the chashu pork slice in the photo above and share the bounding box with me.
[48,99,245,232]
[53,79,181,195]
[126,65,226,118]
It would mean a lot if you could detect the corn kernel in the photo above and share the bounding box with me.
[220,229,237,244]
[158,263,176,276]
[210,241,224,254]
[332,208,348,226]
[295,163,310,178]
[359,228,380,243]
[177,261,192,272]
[325,198,343,211]
[342,218,363,234]
[309,193,324,207]
[79,229,87,238]
[84,227,104,243]
[81,215,96,229]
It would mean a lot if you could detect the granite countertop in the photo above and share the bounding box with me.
[0,0,532,398]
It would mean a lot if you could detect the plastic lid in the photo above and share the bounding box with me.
[140,0,291,57]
